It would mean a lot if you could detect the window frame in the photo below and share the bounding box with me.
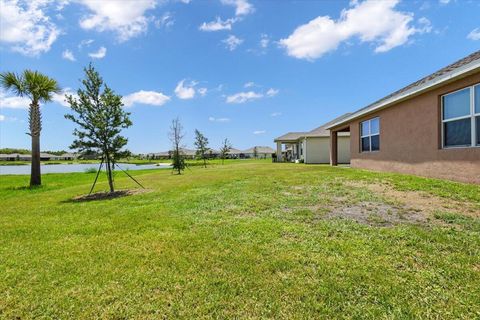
[441,83,480,149]
[360,117,380,153]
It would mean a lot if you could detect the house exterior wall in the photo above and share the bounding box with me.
[305,136,350,164]
[333,72,480,184]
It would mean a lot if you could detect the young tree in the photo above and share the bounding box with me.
[0,70,60,187]
[219,138,232,165]
[65,64,132,193]
[169,117,186,174]
[194,129,209,168]
[253,146,258,159]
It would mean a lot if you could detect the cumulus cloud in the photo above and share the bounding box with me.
[244,82,255,88]
[199,17,236,32]
[253,130,266,135]
[0,91,30,109]
[467,28,480,41]
[221,0,254,16]
[280,0,428,60]
[62,49,76,61]
[52,88,77,107]
[123,90,171,107]
[0,114,5,121]
[260,34,269,48]
[270,112,282,117]
[208,116,230,122]
[88,46,107,59]
[78,0,157,41]
[223,35,243,51]
[0,0,60,56]
[266,88,279,97]
[226,91,263,104]
[198,87,208,96]
[439,0,450,4]
[155,12,174,29]
[175,80,197,99]
[78,39,94,49]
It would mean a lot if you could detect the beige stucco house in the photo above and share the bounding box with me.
[274,114,351,164]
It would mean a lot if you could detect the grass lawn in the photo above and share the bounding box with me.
[1,161,479,318]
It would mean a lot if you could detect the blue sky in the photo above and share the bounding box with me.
[0,0,479,153]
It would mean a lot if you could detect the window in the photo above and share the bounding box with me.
[360,117,380,152]
[442,84,480,148]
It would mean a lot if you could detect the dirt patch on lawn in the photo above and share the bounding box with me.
[344,181,479,218]
[325,201,428,227]
[69,189,151,202]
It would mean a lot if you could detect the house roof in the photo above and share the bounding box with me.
[227,148,242,154]
[242,146,275,154]
[327,50,480,129]
[305,113,352,137]
[274,132,307,142]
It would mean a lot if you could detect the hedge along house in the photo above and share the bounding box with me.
[274,114,351,164]
[327,50,480,184]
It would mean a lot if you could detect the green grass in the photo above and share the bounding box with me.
[1,162,479,319]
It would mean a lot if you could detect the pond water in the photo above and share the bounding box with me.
[0,163,172,175]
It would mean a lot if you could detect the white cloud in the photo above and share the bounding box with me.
[0,91,30,109]
[88,46,107,59]
[62,49,76,61]
[221,0,254,16]
[266,88,279,97]
[175,79,197,99]
[78,39,94,49]
[223,35,243,51]
[253,130,266,135]
[0,0,60,56]
[467,28,480,41]
[52,88,77,107]
[78,0,157,41]
[439,0,450,4]
[208,116,230,122]
[199,17,235,32]
[155,12,174,29]
[198,88,208,96]
[226,91,263,104]
[260,34,269,48]
[270,112,282,117]
[244,82,255,88]
[123,90,170,107]
[280,0,426,60]
[0,114,5,121]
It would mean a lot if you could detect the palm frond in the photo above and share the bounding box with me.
[0,71,26,97]
[23,70,61,103]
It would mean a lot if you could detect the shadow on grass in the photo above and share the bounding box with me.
[63,189,150,203]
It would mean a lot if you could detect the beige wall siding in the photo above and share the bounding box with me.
[332,71,480,184]
[305,136,350,164]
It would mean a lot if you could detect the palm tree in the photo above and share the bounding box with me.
[0,70,60,187]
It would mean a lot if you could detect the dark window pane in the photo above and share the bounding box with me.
[361,121,369,136]
[444,118,471,147]
[443,88,470,120]
[370,118,380,135]
[371,135,380,151]
[477,116,480,145]
[361,137,370,152]
[476,85,480,114]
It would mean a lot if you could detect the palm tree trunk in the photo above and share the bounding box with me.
[29,101,41,187]
[30,134,41,186]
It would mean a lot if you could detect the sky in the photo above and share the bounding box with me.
[0,0,479,153]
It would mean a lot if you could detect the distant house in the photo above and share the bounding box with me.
[40,153,61,161]
[241,146,275,159]
[0,153,31,161]
[327,50,480,184]
[227,148,243,159]
[60,153,77,160]
[274,114,351,164]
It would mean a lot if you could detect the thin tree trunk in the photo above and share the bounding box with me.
[29,101,41,187]
[105,152,114,192]
[30,134,41,186]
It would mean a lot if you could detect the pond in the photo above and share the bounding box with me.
[0,163,172,175]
